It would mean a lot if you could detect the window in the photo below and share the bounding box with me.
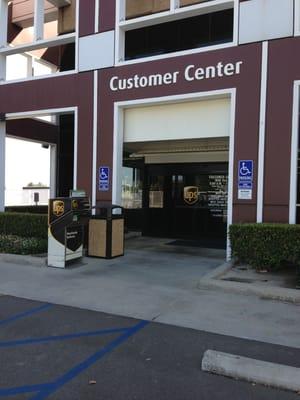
[126,0,170,20]
[122,165,143,209]
[124,0,216,20]
[117,0,236,63]
[125,9,233,60]
[180,0,214,6]
[0,0,77,82]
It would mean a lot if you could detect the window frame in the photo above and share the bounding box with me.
[295,0,300,36]
[0,0,79,84]
[289,81,300,224]
[115,0,238,66]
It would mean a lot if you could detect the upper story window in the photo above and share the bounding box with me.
[125,9,233,60]
[117,0,236,64]
[0,0,77,83]
[125,0,170,20]
[125,0,215,20]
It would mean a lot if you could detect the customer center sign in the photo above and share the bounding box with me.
[109,61,243,92]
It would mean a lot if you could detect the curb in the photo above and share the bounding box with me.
[200,261,232,280]
[0,253,47,267]
[202,350,300,393]
[198,263,300,304]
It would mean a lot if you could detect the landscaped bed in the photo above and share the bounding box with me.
[0,234,47,255]
[229,223,300,289]
[0,212,47,255]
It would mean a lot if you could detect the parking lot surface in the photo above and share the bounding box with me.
[0,295,300,400]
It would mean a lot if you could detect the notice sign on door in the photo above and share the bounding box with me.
[99,166,110,192]
[238,160,253,200]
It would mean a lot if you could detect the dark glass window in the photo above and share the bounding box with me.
[125,9,233,60]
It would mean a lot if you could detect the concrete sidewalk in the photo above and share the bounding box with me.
[0,237,299,349]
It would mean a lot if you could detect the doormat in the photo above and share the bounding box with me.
[165,239,226,250]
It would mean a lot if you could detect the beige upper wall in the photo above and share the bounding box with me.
[124,98,231,143]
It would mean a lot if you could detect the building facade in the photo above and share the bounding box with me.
[0,0,299,254]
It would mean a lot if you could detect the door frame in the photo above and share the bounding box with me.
[113,89,237,259]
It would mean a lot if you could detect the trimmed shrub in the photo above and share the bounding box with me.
[5,205,48,214]
[229,223,300,270]
[0,235,47,255]
[0,212,48,239]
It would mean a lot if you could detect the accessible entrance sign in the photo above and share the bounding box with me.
[99,166,110,192]
[238,160,253,200]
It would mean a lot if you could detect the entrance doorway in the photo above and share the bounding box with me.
[144,163,228,244]
[122,161,228,248]
[114,91,236,254]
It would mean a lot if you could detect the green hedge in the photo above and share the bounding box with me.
[0,212,48,239]
[229,223,300,270]
[0,235,47,255]
[5,205,48,214]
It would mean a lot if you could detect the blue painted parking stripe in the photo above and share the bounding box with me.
[31,320,149,400]
[0,326,130,348]
[0,383,52,397]
[0,303,52,326]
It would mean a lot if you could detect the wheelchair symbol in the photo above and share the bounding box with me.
[100,168,109,181]
[239,162,251,176]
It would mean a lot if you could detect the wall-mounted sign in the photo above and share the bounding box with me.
[109,61,243,92]
[238,160,253,200]
[69,189,86,198]
[99,166,110,192]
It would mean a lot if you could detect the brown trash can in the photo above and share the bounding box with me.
[88,205,124,259]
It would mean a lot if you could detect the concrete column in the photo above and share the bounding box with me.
[50,144,57,198]
[0,55,6,82]
[0,0,8,82]
[34,0,44,41]
[0,122,6,212]
[0,0,8,47]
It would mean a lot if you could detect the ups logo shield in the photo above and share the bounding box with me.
[72,200,78,210]
[184,186,199,205]
[53,200,65,217]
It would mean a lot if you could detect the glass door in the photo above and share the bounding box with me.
[171,171,228,240]
[122,158,144,231]
[143,163,228,245]
[143,169,172,236]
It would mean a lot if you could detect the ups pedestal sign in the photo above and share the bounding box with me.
[48,196,90,268]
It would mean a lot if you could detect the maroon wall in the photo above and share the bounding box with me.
[79,0,95,37]
[80,0,115,36]
[263,37,300,223]
[97,43,262,223]
[6,119,59,144]
[0,73,94,197]
[99,0,116,33]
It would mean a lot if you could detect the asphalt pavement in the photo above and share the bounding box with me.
[0,295,300,400]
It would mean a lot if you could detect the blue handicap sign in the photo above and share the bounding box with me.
[99,166,110,191]
[238,160,253,189]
